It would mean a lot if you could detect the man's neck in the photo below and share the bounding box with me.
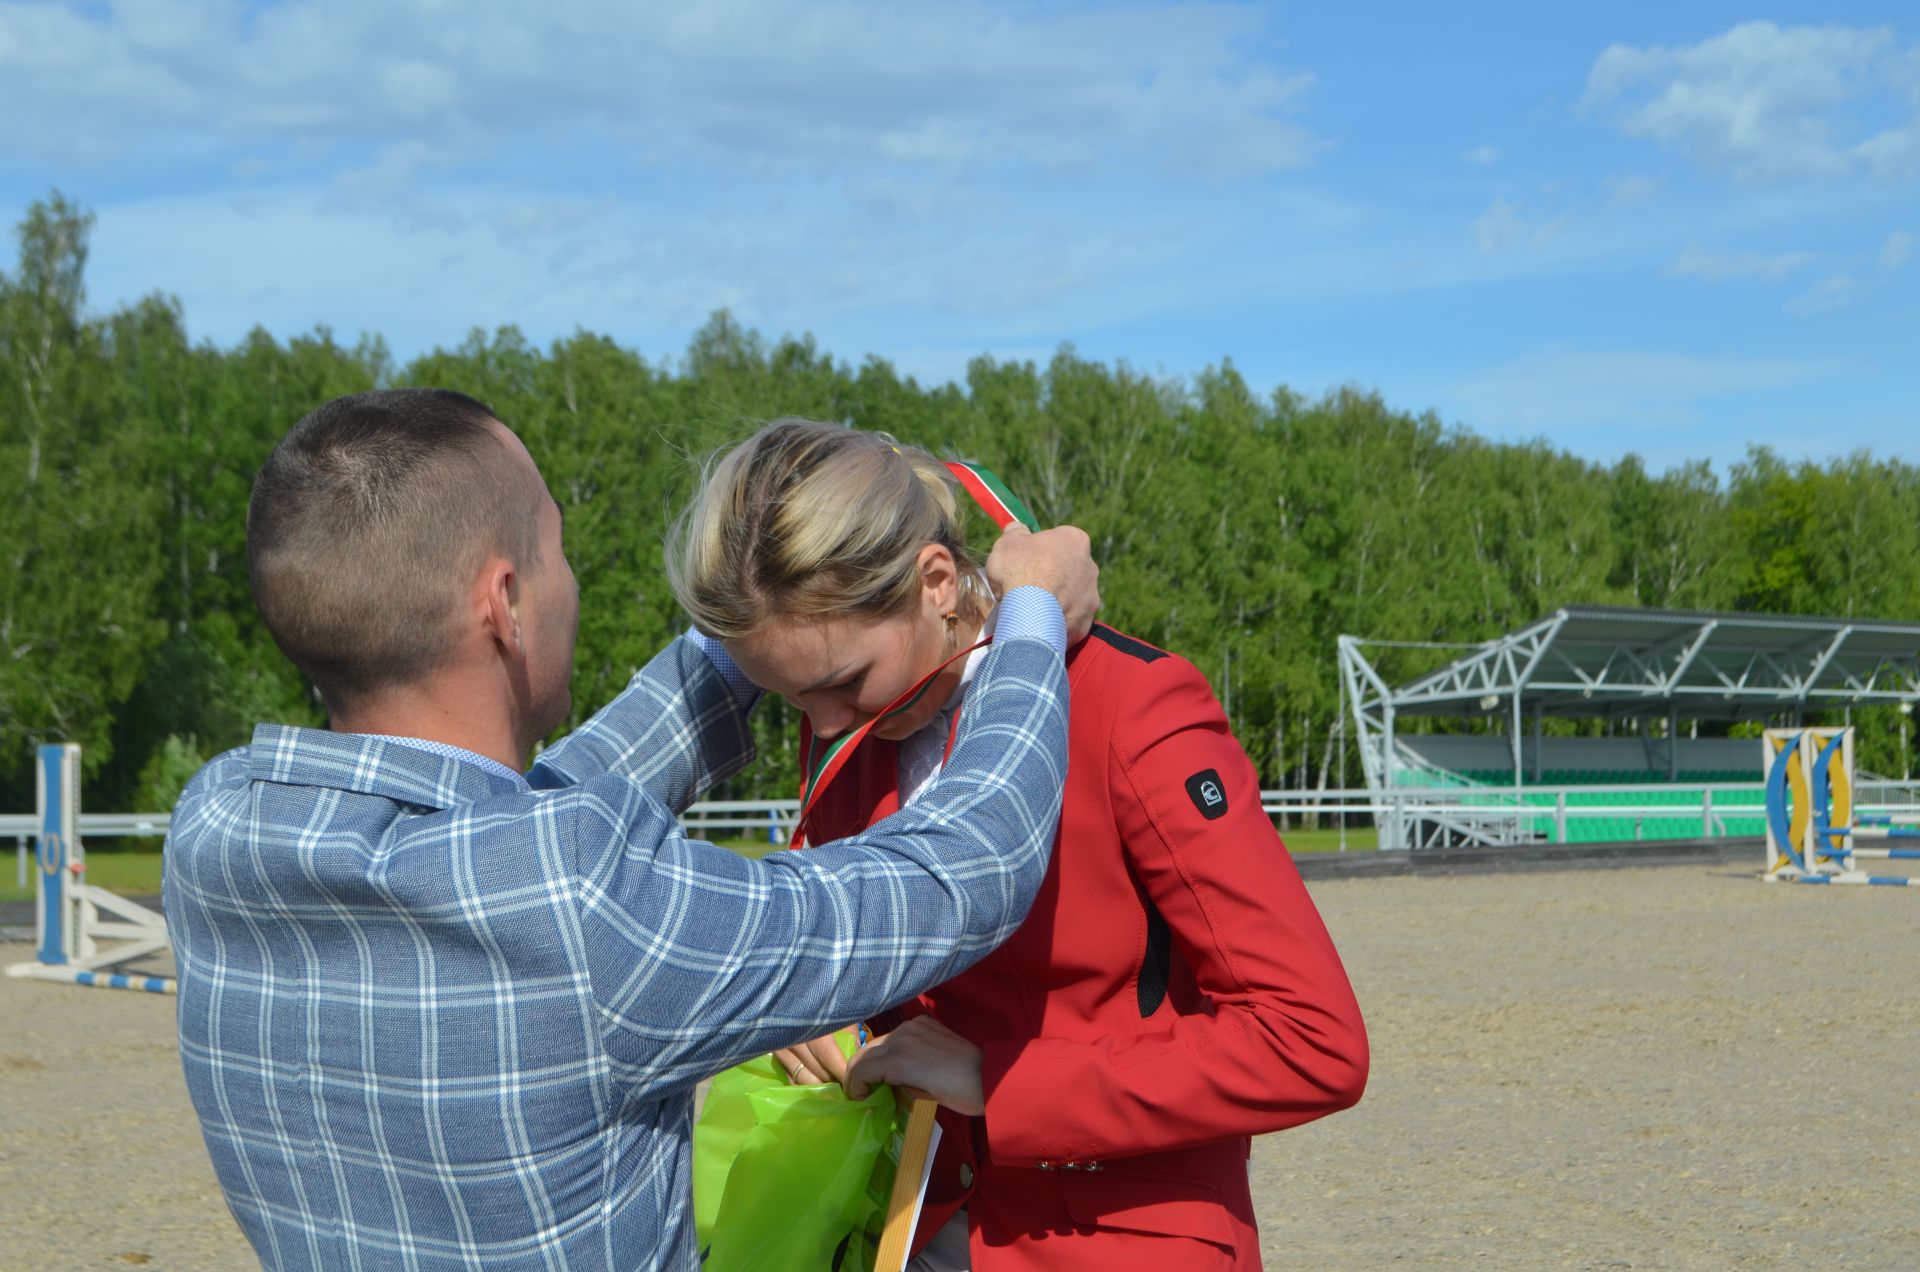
[329,683,526,774]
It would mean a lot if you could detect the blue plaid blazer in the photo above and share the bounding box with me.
[164,634,1067,1270]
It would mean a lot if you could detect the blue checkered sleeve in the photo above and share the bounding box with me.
[529,635,756,811]
[571,634,1068,1088]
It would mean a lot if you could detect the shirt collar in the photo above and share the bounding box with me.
[363,734,532,792]
[247,724,531,810]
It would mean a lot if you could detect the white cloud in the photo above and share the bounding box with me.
[1582,21,1919,182]
[325,142,468,231]
[1446,349,1828,434]
[1473,198,1522,253]
[1855,122,1920,179]
[79,179,1205,368]
[1784,274,1863,316]
[0,0,1320,178]
[1462,144,1501,165]
[1880,229,1914,268]
[1472,198,1564,255]
[1603,174,1660,207]
[0,1,1369,375]
[1667,244,1814,282]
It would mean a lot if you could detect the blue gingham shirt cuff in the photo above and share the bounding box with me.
[994,586,1067,657]
[686,628,763,711]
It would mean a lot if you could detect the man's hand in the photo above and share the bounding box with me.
[986,523,1099,645]
[843,1015,984,1116]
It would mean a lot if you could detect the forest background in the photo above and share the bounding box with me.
[7,192,1919,817]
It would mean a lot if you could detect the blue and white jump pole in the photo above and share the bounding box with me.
[4,744,176,992]
[1763,726,1920,888]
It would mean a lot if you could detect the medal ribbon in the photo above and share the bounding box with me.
[788,461,1033,849]
[944,460,1039,532]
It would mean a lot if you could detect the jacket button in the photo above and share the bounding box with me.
[1035,1160,1055,1172]
[958,1164,974,1189]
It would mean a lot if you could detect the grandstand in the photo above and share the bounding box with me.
[1337,606,1920,850]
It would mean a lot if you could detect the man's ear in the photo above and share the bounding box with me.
[478,557,522,655]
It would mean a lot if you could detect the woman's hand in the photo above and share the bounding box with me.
[772,1030,855,1086]
[843,1015,984,1116]
[986,523,1099,645]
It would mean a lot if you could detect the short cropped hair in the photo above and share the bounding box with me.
[247,388,543,712]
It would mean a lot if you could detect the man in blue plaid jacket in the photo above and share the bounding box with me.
[163,389,1097,1269]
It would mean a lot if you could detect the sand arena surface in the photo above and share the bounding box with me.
[1,865,1914,1270]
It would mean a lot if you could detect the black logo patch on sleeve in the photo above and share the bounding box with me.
[1185,769,1229,819]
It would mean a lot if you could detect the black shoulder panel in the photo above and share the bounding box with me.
[1089,624,1167,663]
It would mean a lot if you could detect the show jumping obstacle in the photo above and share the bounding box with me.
[4,744,176,993]
[1763,727,1920,888]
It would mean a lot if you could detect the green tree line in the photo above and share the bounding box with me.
[6,193,1920,813]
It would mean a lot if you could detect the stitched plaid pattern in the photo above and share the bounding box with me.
[165,635,1067,1270]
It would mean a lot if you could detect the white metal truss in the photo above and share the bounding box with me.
[1338,606,1920,849]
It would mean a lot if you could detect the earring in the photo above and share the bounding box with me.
[942,611,959,654]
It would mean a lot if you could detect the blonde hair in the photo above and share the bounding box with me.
[667,418,990,638]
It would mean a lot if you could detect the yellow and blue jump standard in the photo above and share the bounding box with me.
[3,744,177,993]
[1763,726,1920,888]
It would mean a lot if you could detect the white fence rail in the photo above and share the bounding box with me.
[1259,780,1920,850]
[15,780,1920,877]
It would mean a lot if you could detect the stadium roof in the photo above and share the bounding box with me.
[1339,605,1920,797]
[1340,605,1920,723]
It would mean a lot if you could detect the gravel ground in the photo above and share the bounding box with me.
[1,865,1914,1270]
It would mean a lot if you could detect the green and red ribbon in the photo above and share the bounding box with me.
[945,461,1039,532]
[791,637,989,849]
[789,461,1032,849]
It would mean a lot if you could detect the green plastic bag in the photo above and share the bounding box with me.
[694,1038,909,1271]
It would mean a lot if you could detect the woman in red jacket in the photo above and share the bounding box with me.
[668,419,1367,1270]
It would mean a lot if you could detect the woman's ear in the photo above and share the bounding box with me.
[916,543,959,615]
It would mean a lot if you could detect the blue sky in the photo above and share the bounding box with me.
[2,2,1915,472]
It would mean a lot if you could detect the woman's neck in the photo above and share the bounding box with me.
[927,613,988,708]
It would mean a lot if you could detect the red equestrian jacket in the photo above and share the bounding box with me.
[803,625,1369,1270]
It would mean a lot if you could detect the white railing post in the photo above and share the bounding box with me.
[1701,788,1714,838]
[1554,791,1567,844]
